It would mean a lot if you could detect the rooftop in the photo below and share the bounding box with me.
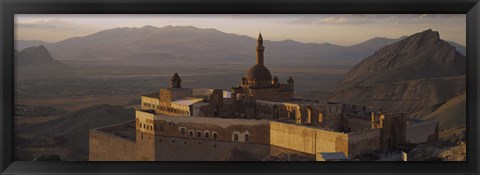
[171,97,205,106]
[256,99,319,106]
[137,110,270,128]
[96,120,137,142]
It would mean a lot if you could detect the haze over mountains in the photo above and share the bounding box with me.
[330,29,466,129]
[16,25,466,68]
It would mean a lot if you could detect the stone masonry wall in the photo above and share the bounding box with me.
[269,121,349,156]
[315,129,349,156]
[154,136,270,161]
[347,129,381,158]
[89,130,144,161]
[249,88,293,102]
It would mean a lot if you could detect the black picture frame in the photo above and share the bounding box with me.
[1,0,479,174]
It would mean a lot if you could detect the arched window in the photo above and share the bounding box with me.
[233,133,239,142]
[290,110,296,119]
[212,132,218,140]
[204,131,210,139]
[196,131,202,138]
[273,105,278,119]
[244,134,250,142]
[179,127,186,135]
[188,130,194,137]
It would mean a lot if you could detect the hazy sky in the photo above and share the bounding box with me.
[15,14,466,46]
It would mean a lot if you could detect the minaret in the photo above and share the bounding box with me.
[256,33,265,65]
[287,76,294,84]
[287,76,294,88]
[170,72,182,88]
[272,76,279,85]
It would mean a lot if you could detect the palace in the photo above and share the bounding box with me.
[89,33,439,161]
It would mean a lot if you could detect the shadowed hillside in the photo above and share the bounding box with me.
[330,29,466,127]
[16,104,135,153]
[421,93,466,130]
[336,29,465,88]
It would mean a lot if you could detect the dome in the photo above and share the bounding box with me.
[246,64,272,82]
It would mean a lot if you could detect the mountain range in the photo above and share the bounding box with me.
[15,25,466,68]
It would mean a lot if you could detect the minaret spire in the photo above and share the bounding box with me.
[256,32,265,65]
[170,72,182,88]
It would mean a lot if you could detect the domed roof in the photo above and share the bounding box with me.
[246,64,272,82]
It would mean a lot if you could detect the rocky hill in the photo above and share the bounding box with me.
[336,29,465,88]
[15,45,65,69]
[15,45,70,78]
[330,29,466,123]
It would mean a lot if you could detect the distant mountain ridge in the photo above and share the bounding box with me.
[15,25,466,68]
[329,29,466,124]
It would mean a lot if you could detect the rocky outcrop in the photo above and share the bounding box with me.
[330,29,466,121]
[15,45,65,69]
[336,29,465,88]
